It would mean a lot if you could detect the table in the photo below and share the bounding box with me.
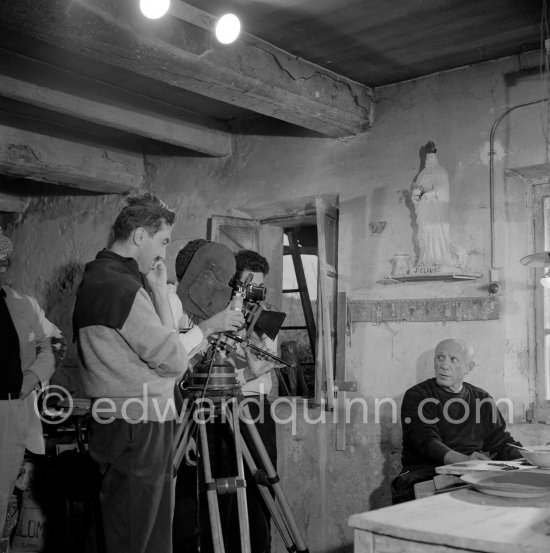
[349,487,550,553]
[435,459,533,475]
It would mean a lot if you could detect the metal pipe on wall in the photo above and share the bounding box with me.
[488,98,548,274]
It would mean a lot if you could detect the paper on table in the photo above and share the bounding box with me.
[436,459,535,475]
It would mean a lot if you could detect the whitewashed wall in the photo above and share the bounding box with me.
[7,50,550,552]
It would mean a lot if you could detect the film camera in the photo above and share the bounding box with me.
[229,273,286,341]
[175,241,292,392]
[183,273,289,392]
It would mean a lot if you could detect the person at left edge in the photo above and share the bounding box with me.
[73,193,193,553]
[0,228,66,540]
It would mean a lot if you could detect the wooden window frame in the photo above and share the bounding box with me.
[533,183,550,414]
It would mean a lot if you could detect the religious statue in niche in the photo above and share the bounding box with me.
[406,141,472,278]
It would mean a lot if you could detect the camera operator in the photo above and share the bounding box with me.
[171,246,279,553]
[228,249,278,553]
[171,239,245,552]
[232,249,277,460]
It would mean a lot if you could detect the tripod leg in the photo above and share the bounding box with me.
[224,400,251,553]
[197,417,226,553]
[173,402,196,472]
[239,402,309,553]
[237,435,298,552]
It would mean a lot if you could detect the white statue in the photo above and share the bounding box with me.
[411,141,466,270]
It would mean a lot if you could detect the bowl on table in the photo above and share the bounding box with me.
[460,470,550,498]
[521,446,550,469]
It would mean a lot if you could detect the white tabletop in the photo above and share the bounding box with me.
[349,488,550,553]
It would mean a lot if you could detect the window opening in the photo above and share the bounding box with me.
[280,226,317,397]
[208,200,339,402]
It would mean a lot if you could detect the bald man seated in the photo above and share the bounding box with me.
[391,338,523,504]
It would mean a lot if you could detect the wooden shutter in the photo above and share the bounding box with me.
[209,215,283,310]
[315,197,338,408]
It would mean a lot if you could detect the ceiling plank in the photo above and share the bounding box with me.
[0,49,231,157]
[0,115,143,194]
[0,0,374,138]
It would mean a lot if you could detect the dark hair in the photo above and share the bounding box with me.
[175,239,210,281]
[112,193,176,241]
[235,249,269,275]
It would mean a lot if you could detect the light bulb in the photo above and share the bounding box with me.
[215,13,241,44]
[541,271,550,288]
[140,0,170,20]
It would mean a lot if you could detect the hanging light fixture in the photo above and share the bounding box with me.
[215,13,241,44]
[140,0,171,20]
[541,269,550,289]
[139,1,241,44]
[520,251,550,287]
[520,251,550,267]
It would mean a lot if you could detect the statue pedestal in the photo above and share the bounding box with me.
[384,264,482,283]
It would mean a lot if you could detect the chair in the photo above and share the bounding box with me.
[413,474,463,499]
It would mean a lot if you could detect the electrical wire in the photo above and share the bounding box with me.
[541,0,550,176]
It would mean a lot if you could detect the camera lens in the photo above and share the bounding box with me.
[247,284,266,302]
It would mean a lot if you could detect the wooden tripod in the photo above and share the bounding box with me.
[173,391,309,553]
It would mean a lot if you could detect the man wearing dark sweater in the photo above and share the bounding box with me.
[73,193,192,553]
[391,338,522,504]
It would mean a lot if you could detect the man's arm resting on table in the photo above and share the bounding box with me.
[416,439,491,465]
[443,450,491,464]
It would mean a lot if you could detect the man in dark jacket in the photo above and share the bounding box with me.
[392,338,523,504]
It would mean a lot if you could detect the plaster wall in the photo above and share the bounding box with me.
[5,51,550,552]
[198,51,550,551]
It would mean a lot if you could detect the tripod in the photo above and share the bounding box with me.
[173,345,309,553]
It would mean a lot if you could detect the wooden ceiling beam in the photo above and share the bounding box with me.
[0,49,231,157]
[0,0,374,138]
[0,115,143,194]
